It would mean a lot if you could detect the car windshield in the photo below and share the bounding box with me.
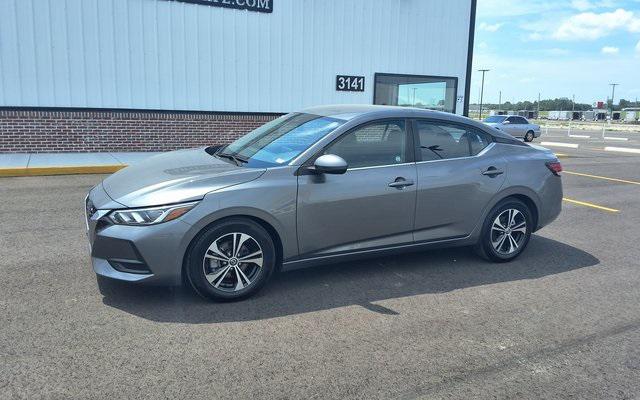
[217,113,345,167]
[484,116,507,123]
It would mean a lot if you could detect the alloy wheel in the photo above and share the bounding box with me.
[490,209,527,255]
[202,232,263,292]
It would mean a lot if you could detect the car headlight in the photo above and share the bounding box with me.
[108,201,199,226]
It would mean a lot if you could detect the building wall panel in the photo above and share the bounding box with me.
[0,0,472,114]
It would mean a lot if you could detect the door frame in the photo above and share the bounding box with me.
[293,117,419,259]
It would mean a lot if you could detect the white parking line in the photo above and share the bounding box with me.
[540,141,579,148]
[604,146,640,154]
[604,137,629,141]
[568,134,590,139]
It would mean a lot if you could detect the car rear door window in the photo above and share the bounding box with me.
[324,120,407,168]
[415,120,491,161]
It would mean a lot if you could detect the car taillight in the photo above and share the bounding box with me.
[546,161,562,176]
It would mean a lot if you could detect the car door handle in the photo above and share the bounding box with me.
[482,167,504,177]
[388,178,414,189]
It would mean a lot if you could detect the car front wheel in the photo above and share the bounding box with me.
[186,218,276,301]
[475,198,532,262]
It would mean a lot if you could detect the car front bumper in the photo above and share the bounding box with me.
[85,186,192,286]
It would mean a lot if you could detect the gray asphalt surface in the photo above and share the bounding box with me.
[1,145,640,399]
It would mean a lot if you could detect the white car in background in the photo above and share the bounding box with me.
[483,115,541,142]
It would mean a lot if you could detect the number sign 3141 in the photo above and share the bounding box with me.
[336,75,365,92]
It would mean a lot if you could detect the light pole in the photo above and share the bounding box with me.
[568,94,575,136]
[609,83,618,120]
[498,90,502,113]
[478,69,489,120]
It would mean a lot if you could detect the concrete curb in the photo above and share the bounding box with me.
[0,165,126,177]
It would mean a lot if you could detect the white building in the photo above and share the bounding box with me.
[0,0,477,152]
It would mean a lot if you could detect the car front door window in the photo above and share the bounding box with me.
[324,120,407,168]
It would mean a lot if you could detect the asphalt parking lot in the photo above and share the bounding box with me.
[2,135,640,399]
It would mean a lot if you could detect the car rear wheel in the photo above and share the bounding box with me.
[524,130,534,142]
[186,218,276,301]
[475,198,532,262]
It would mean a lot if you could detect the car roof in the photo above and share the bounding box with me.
[302,104,413,119]
[302,104,473,123]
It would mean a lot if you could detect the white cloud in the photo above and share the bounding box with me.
[636,40,640,54]
[479,22,504,32]
[477,0,562,18]
[571,0,593,11]
[553,8,640,40]
[527,32,544,41]
[601,46,619,54]
[518,15,562,42]
[572,0,596,11]
[570,0,618,11]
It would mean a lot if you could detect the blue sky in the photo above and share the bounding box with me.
[471,0,640,104]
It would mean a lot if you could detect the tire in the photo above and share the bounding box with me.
[186,218,276,301]
[524,130,534,142]
[475,198,532,263]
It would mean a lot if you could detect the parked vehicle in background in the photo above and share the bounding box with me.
[483,115,541,142]
[85,105,562,301]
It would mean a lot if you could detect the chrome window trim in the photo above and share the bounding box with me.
[294,143,495,171]
[347,162,415,172]
[415,142,495,165]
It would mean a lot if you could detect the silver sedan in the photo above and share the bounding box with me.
[85,105,562,301]
[483,115,541,142]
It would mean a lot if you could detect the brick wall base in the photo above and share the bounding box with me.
[0,108,282,153]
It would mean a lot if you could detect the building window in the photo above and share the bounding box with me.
[374,73,457,114]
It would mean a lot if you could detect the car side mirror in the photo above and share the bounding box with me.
[313,154,348,174]
[502,120,510,125]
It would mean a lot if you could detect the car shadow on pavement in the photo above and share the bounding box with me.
[99,235,599,323]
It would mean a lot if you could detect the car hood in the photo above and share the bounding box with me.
[484,122,501,128]
[102,148,266,208]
